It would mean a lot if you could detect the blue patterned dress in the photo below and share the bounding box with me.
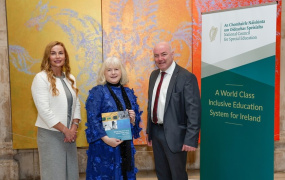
[85,85,142,180]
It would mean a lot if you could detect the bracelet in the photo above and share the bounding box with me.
[72,121,79,127]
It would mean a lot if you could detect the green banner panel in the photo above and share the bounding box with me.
[201,56,274,180]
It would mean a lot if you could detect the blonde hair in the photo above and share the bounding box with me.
[40,41,79,96]
[96,57,129,85]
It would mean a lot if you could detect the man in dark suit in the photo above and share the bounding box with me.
[146,41,201,180]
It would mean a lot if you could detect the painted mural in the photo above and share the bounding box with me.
[8,0,193,148]
[7,0,102,148]
[102,0,193,144]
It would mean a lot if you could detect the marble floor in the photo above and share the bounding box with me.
[80,170,285,180]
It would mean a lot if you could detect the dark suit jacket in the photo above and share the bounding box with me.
[146,64,201,153]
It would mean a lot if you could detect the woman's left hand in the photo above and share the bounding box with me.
[71,126,78,142]
[127,109,136,126]
[64,125,78,143]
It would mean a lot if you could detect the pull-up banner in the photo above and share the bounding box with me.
[201,3,276,180]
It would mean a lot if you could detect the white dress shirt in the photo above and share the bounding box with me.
[151,61,176,124]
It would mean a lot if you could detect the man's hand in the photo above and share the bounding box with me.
[146,134,152,146]
[182,144,196,151]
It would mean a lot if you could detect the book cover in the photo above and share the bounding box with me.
[101,110,132,141]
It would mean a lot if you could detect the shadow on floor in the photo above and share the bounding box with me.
[80,170,285,180]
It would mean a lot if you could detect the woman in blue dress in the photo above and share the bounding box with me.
[85,57,142,180]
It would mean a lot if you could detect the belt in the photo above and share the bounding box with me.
[153,122,163,127]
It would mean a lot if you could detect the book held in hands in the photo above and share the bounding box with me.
[101,110,132,141]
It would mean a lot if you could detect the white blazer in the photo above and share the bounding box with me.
[31,71,81,131]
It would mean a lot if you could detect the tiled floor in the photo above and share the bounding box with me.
[80,170,285,180]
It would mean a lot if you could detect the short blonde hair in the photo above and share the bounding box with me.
[97,57,129,85]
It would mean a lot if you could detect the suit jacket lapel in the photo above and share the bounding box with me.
[149,70,160,106]
[164,64,180,113]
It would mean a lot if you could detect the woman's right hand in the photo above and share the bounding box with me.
[101,136,123,147]
[63,128,76,143]
[53,123,76,143]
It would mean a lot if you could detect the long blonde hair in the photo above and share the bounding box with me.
[40,41,78,96]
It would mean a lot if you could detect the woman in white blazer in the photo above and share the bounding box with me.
[31,41,81,180]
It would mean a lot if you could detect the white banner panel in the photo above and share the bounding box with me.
[202,3,276,68]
